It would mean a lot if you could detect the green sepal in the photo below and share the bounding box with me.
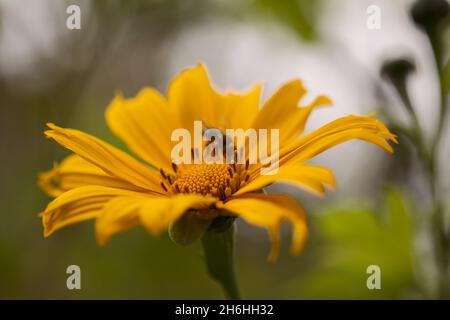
[169,210,212,246]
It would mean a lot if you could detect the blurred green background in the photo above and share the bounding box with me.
[1,0,449,299]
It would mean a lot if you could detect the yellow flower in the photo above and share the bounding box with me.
[39,64,397,261]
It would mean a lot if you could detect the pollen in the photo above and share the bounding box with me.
[178,164,228,194]
[159,161,250,200]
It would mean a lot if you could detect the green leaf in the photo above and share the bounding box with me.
[254,0,320,41]
[442,59,450,94]
[294,187,415,299]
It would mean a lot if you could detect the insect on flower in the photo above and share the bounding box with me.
[202,123,234,159]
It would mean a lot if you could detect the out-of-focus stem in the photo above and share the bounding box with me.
[427,27,449,298]
[396,80,422,137]
[429,28,448,157]
[393,79,428,162]
[386,44,449,297]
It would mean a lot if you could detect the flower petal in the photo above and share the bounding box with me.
[276,115,397,167]
[218,85,262,129]
[139,194,216,236]
[95,196,145,246]
[168,64,263,131]
[236,164,335,197]
[45,123,164,194]
[41,185,148,237]
[105,89,177,172]
[38,154,147,197]
[252,80,332,144]
[219,194,307,262]
[247,115,397,178]
[95,193,217,245]
[168,64,221,131]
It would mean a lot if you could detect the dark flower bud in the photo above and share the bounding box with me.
[381,58,416,85]
[380,58,417,118]
[410,0,450,30]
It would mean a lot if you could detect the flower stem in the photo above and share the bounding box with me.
[201,218,241,300]
[427,24,450,298]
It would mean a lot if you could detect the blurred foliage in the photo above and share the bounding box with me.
[292,187,416,299]
[252,0,321,41]
[443,59,450,94]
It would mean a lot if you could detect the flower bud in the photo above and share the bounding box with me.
[410,0,450,31]
[381,58,416,86]
[380,58,417,117]
[169,210,212,246]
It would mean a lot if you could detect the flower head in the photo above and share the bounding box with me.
[39,64,397,261]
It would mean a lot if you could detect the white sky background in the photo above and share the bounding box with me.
[0,0,64,77]
[0,0,448,201]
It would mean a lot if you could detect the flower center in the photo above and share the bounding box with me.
[159,161,250,200]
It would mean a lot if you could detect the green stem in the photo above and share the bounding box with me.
[395,79,423,141]
[426,135,449,298]
[388,50,449,297]
[427,26,449,298]
[201,219,241,300]
[428,27,448,157]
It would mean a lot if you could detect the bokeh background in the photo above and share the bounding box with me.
[0,0,449,299]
